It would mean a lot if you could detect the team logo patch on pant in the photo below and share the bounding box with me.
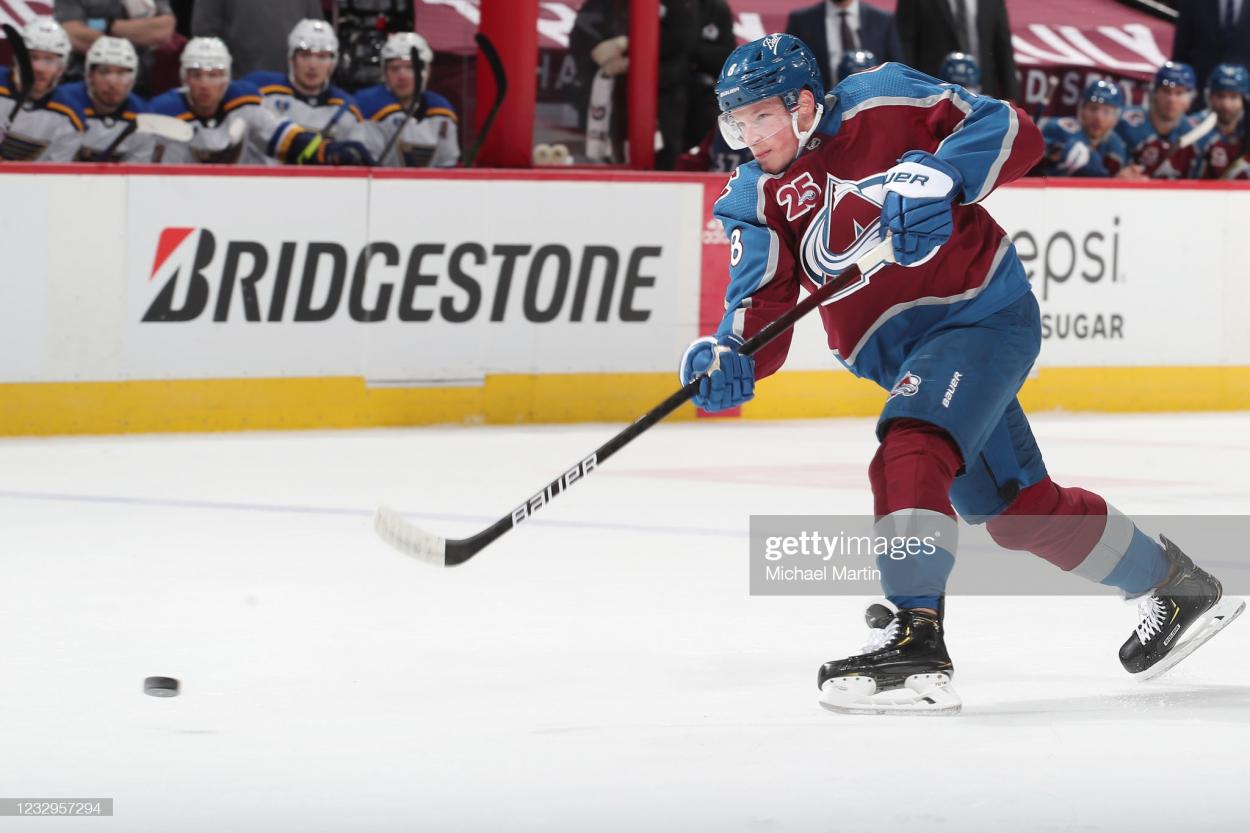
[889,372,922,399]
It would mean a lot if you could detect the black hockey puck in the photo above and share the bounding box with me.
[143,676,180,697]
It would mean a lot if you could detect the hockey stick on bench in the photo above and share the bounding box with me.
[374,234,897,567]
[99,113,194,160]
[1,23,33,141]
[464,32,507,167]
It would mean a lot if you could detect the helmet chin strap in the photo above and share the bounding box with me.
[788,101,825,165]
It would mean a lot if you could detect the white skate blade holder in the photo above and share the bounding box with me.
[819,673,962,716]
[1134,596,1245,682]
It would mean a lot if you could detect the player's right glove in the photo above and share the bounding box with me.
[880,151,964,267]
[679,335,755,412]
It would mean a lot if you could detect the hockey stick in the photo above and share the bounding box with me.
[1033,74,1060,122]
[374,234,897,567]
[1,23,33,139]
[463,32,507,167]
[99,114,193,160]
[377,46,426,165]
[1150,111,1220,176]
[1178,110,1217,148]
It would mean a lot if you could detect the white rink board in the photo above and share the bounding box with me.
[2,172,1248,385]
[1,172,703,384]
[785,184,1250,370]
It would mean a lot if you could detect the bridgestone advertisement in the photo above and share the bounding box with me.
[1,171,1247,385]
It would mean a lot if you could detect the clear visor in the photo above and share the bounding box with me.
[718,98,795,150]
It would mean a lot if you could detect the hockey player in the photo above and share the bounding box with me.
[938,51,981,94]
[836,50,878,83]
[244,19,362,142]
[58,37,152,162]
[0,16,84,162]
[1036,80,1128,177]
[1195,63,1248,179]
[681,34,1243,715]
[149,37,371,166]
[1116,61,1205,179]
[351,32,460,168]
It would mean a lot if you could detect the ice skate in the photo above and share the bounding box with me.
[817,602,961,715]
[1120,535,1245,681]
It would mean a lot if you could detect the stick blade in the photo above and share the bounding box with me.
[136,113,194,142]
[374,506,448,566]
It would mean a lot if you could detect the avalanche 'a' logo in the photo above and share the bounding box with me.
[889,372,922,399]
[799,172,891,304]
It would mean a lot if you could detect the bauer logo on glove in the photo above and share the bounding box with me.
[880,151,965,267]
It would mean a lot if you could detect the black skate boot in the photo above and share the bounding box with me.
[1119,535,1245,681]
[817,602,960,715]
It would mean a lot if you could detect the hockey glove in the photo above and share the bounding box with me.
[288,131,375,167]
[880,150,964,267]
[322,140,374,166]
[679,335,755,412]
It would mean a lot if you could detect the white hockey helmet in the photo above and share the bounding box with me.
[287,18,338,91]
[22,15,71,63]
[86,36,139,73]
[381,31,432,89]
[288,18,338,60]
[180,36,232,83]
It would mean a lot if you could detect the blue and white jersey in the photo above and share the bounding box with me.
[711,62,1044,387]
[350,85,459,168]
[0,67,85,162]
[1037,116,1127,177]
[58,81,154,163]
[243,71,361,141]
[149,80,312,166]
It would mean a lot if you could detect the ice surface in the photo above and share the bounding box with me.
[1,413,1247,832]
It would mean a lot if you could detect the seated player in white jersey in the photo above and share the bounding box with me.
[58,37,152,163]
[351,32,460,168]
[0,16,85,162]
[148,37,371,166]
[244,19,362,142]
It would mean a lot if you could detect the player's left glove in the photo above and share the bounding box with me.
[289,131,375,166]
[321,140,374,166]
[880,150,964,267]
[679,335,755,412]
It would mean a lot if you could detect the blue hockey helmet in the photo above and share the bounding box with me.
[1080,79,1125,110]
[715,33,825,114]
[939,52,981,90]
[1154,61,1196,90]
[1207,62,1250,96]
[836,49,878,82]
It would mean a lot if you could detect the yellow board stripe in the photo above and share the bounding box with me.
[2,366,1248,437]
